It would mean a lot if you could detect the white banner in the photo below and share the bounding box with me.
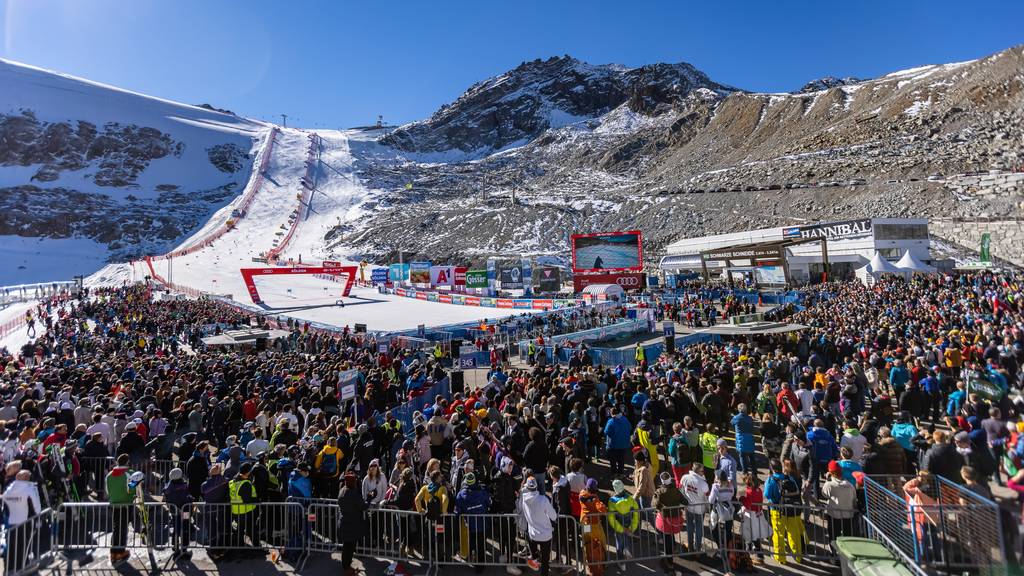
[430,266,456,286]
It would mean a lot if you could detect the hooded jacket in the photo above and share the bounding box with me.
[608,491,640,533]
[840,428,867,464]
[518,488,558,541]
[821,477,857,519]
[864,437,908,475]
[455,484,492,532]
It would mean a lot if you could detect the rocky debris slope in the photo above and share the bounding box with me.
[324,45,1024,266]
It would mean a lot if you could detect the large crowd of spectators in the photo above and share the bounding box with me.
[2,272,1024,575]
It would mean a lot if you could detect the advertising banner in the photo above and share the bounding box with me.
[571,230,643,273]
[430,266,456,286]
[465,296,481,306]
[497,299,514,309]
[426,292,439,302]
[480,297,496,307]
[452,294,465,305]
[454,267,468,286]
[409,261,432,284]
[532,299,553,310]
[782,218,871,240]
[536,266,561,292]
[439,294,452,304]
[512,299,533,309]
[499,265,524,289]
[415,292,427,300]
[371,268,389,284]
[572,271,646,292]
[465,269,489,289]
[389,263,410,283]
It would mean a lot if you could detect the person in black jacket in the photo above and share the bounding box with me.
[337,471,367,576]
[922,430,964,482]
[186,442,210,500]
[162,468,193,559]
[899,382,925,424]
[82,432,109,497]
[523,427,549,484]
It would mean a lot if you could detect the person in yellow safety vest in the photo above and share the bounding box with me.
[228,463,260,553]
[699,424,720,485]
[608,479,639,559]
[634,343,645,366]
[433,344,443,361]
[527,341,537,364]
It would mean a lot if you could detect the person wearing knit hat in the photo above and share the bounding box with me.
[519,474,557,574]
[455,470,490,571]
[653,470,685,570]
[821,457,857,547]
[608,478,639,560]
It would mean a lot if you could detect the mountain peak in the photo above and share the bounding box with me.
[380,55,732,156]
[798,76,863,93]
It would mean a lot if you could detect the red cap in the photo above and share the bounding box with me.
[828,460,842,474]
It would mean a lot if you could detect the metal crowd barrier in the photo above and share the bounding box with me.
[77,457,180,498]
[2,508,55,576]
[431,512,581,573]
[186,501,305,563]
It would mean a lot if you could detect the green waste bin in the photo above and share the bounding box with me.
[835,537,914,576]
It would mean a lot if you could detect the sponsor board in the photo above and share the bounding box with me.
[415,292,427,300]
[532,299,553,310]
[452,294,465,305]
[496,298,514,309]
[426,292,439,302]
[499,265,524,289]
[430,266,456,286]
[371,268,389,283]
[465,296,481,306]
[439,294,452,304]
[782,218,872,240]
[454,267,468,286]
[465,269,488,289]
[409,261,431,284]
[512,299,533,309]
[536,266,561,292]
[480,297,496,308]
[572,271,646,292]
[389,263,410,282]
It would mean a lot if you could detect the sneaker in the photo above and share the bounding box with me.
[623,549,633,559]
[506,567,523,576]
[526,558,540,571]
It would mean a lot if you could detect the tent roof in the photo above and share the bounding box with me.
[867,251,902,274]
[894,250,936,273]
[581,283,624,295]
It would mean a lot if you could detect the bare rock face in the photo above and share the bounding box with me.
[328,45,1024,265]
[207,143,249,174]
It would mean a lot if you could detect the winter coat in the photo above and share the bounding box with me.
[864,437,907,475]
[338,485,368,542]
[731,413,755,454]
[821,477,857,519]
[680,470,710,513]
[1,479,42,525]
[455,485,491,532]
[922,442,965,482]
[106,465,132,504]
[607,492,639,533]
[603,415,631,450]
[162,478,192,509]
[518,489,558,542]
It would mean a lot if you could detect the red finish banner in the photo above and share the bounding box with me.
[240,265,358,304]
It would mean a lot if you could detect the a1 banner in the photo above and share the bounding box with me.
[573,271,647,292]
[430,266,456,286]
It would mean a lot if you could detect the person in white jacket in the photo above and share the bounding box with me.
[2,470,43,573]
[679,462,710,554]
[517,476,557,576]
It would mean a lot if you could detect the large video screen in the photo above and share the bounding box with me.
[572,231,643,273]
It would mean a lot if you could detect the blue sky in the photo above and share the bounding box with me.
[2,0,1023,128]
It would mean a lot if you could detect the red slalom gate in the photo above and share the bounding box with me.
[240,264,358,305]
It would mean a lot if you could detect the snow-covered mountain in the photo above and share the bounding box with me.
[4,46,1024,287]
[380,55,733,158]
[0,59,268,283]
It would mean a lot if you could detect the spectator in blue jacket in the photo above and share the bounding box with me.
[730,404,757,475]
[604,407,631,475]
[287,463,313,499]
[455,472,491,572]
[806,420,838,494]
[888,360,909,396]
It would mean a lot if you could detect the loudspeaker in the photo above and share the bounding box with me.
[449,369,465,395]
[664,335,675,355]
[255,337,268,351]
[451,339,463,359]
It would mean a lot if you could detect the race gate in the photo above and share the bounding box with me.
[240,262,358,305]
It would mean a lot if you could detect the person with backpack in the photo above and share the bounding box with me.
[415,469,451,560]
[667,422,691,486]
[578,480,608,576]
[763,458,804,565]
[314,436,342,497]
[709,469,736,569]
[822,460,858,548]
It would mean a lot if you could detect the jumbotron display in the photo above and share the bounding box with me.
[571,230,643,273]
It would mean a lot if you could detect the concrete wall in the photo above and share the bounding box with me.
[930,218,1024,267]
[945,170,1024,198]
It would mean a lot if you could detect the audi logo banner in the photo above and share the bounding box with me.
[572,271,647,292]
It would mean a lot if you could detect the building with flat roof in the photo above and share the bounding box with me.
[659,218,931,285]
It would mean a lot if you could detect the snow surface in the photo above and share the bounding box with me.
[90,127,534,332]
[0,236,110,285]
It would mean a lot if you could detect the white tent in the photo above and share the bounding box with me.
[581,283,625,302]
[855,251,904,286]
[894,250,937,274]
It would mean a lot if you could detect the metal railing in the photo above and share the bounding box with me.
[2,508,55,576]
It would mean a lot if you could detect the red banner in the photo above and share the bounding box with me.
[439,294,452,304]
[464,296,480,306]
[454,267,468,286]
[573,271,647,292]
[497,298,514,309]
[240,264,358,305]
[415,292,427,300]
[531,299,554,310]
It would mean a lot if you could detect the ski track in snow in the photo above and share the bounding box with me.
[91,128,535,332]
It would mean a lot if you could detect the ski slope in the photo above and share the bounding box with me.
[92,128,534,332]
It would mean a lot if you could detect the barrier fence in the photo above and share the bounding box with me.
[864,475,1007,576]
[0,496,988,575]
